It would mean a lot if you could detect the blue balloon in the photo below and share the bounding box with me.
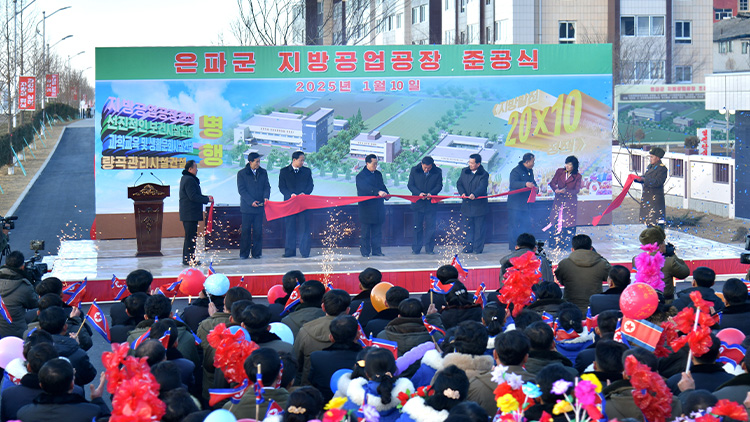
[204,409,237,422]
[330,368,352,395]
[228,325,251,342]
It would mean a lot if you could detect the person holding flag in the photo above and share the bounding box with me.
[420,265,459,313]
[280,280,325,338]
[0,251,38,338]
[37,306,97,386]
[84,300,110,343]
[378,298,445,357]
[225,348,289,420]
[441,281,482,330]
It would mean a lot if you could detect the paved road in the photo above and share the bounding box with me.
[6,122,95,261]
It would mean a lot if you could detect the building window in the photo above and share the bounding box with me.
[445,0,450,10]
[719,41,733,53]
[675,21,691,44]
[715,8,733,20]
[559,21,575,44]
[397,13,402,28]
[671,159,684,178]
[486,26,491,43]
[650,60,664,79]
[486,0,491,4]
[387,15,393,31]
[621,17,635,36]
[742,0,749,12]
[494,20,503,41]
[637,16,650,36]
[420,5,426,22]
[714,163,730,184]
[675,65,692,83]
[630,154,643,173]
[460,31,466,43]
[412,7,418,24]
[743,41,750,54]
[651,16,665,35]
[460,0,465,13]
[468,24,479,43]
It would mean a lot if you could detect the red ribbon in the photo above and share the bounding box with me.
[205,202,214,234]
[591,174,638,226]
[264,187,536,221]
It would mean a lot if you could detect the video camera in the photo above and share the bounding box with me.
[0,216,17,230]
[740,234,750,265]
[25,240,48,283]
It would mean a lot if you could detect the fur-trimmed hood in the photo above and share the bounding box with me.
[441,352,495,378]
[346,377,414,412]
[486,336,496,350]
[334,372,354,398]
[401,396,449,422]
[421,349,444,371]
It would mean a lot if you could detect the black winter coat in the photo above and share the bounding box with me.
[719,302,750,334]
[110,299,131,326]
[672,286,726,314]
[407,164,443,212]
[441,304,483,329]
[363,308,400,338]
[666,363,733,394]
[348,289,378,328]
[507,163,537,209]
[17,393,109,422]
[51,334,97,386]
[456,165,489,217]
[179,170,210,221]
[309,342,363,401]
[278,164,314,200]
[1,373,85,422]
[237,164,271,214]
[0,266,38,338]
[356,168,389,224]
[588,286,626,316]
[635,161,667,224]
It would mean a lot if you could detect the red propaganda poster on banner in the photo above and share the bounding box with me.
[46,74,59,98]
[18,76,36,110]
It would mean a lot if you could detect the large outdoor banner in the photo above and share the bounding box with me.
[95,44,612,229]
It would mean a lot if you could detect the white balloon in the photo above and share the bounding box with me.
[204,273,230,296]
[204,408,237,422]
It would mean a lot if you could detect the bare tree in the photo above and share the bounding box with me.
[230,0,398,46]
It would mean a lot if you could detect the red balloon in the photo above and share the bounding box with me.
[619,283,658,320]
[178,268,206,296]
[267,285,286,304]
[717,328,746,346]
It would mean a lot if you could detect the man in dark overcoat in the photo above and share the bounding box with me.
[278,151,315,258]
[507,152,537,251]
[179,160,212,265]
[406,156,443,255]
[457,153,489,254]
[237,152,271,259]
[634,147,668,226]
[356,154,389,257]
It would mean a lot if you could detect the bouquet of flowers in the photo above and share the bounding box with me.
[671,399,748,422]
[323,396,379,422]
[102,342,165,422]
[498,252,542,317]
[207,323,259,384]
[491,364,540,421]
[549,374,604,422]
[634,242,665,291]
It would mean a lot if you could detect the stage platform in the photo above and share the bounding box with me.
[47,224,747,302]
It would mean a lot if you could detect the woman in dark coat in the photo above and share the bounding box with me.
[546,155,582,253]
[440,280,482,329]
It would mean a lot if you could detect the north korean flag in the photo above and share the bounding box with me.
[422,316,445,336]
[265,399,284,418]
[352,302,364,320]
[583,307,597,331]
[473,282,486,308]
[65,279,87,307]
[0,296,12,324]
[130,328,151,350]
[208,379,249,406]
[85,301,110,343]
[111,275,127,301]
[281,284,301,316]
[619,317,664,352]
[369,334,399,359]
[718,341,746,368]
[430,276,453,295]
[451,254,469,278]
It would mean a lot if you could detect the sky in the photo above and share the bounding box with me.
[26,0,241,83]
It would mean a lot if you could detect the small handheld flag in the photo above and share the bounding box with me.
[164,279,181,292]
[356,321,370,347]
[254,368,265,404]
[616,317,664,352]
[542,311,555,328]
[451,254,469,277]
[65,279,87,307]
[85,301,111,343]
[208,261,216,276]
[112,275,128,301]
[352,302,364,320]
[422,316,445,336]
[555,326,581,341]
[281,284,301,316]
[369,334,399,359]
[429,276,453,295]
[0,296,13,324]
[473,282,486,308]
[130,328,151,350]
[157,329,171,348]
[172,314,201,344]
[583,307,597,331]
[208,379,249,406]
[718,342,746,367]
[266,399,284,418]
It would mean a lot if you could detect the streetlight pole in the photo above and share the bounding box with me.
[39,6,72,112]
[67,51,84,107]
[719,107,735,155]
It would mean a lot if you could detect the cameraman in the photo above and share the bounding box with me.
[633,226,689,302]
[499,233,554,285]
[0,251,39,338]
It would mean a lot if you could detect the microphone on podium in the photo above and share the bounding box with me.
[150,172,165,185]
[133,172,144,187]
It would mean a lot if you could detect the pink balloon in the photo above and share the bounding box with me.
[0,336,24,368]
[178,268,207,296]
[717,328,746,346]
[619,283,658,320]
[267,285,286,304]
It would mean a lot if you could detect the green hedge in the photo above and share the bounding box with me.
[0,103,77,166]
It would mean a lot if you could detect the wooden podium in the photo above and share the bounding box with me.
[127,183,170,256]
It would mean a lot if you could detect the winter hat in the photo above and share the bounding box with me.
[649,147,665,159]
[639,226,666,246]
